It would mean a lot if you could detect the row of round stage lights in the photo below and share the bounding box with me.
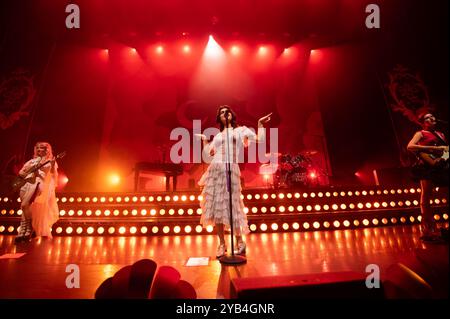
[3,187,446,204]
[2,187,446,203]
[100,44,295,58]
[1,213,449,235]
[2,198,448,218]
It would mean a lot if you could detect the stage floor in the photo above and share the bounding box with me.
[0,224,448,299]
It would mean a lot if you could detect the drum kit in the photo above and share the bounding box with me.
[260,150,324,189]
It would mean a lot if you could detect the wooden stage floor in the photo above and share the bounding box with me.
[0,224,448,299]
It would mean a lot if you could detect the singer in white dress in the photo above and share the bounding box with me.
[198,106,272,258]
[15,142,59,243]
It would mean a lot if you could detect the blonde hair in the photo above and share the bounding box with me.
[33,142,53,161]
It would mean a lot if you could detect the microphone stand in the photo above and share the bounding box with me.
[219,113,247,265]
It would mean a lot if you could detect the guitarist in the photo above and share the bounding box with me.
[407,112,448,242]
[14,142,59,243]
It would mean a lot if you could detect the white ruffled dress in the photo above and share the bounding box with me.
[199,126,257,235]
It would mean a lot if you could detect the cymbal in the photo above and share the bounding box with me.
[299,150,318,156]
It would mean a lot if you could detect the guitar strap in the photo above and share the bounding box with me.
[429,130,448,146]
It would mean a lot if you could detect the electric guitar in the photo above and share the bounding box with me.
[11,151,66,192]
[418,149,449,167]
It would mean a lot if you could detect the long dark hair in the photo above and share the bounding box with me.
[216,105,238,131]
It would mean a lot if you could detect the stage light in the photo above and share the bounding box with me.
[278,193,285,199]
[87,227,94,235]
[254,194,261,200]
[165,195,171,202]
[391,217,397,224]
[398,201,404,207]
[270,206,276,213]
[340,204,347,210]
[349,203,355,209]
[9,210,14,215]
[373,202,380,208]
[196,208,202,215]
[362,191,368,196]
[323,204,330,210]
[108,227,115,234]
[353,220,360,226]
[69,210,75,216]
[294,192,300,198]
[250,224,257,232]
[230,45,240,55]
[302,193,308,198]
[409,216,415,223]
[258,46,267,55]
[287,193,293,199]
[410,188,416,193]
[130,48,137,54]
[162,226,170,234]
[271,194,277,199]
[442,198,447,204]
[178,209,184,215]
[292,222,300,230]
[86,210,92,216]
[288,206,294,212]
[297,205,303,212]
[355,191,360,196]
[8,226,15,233]
[198,195,203,201]
[323,221,330,228]
[261,207,267,213]
[260,223,268,231]
[390,201,396,207]
[333,221,340,228]
[443,214,448,220]
[303,222,310,230]
[279,206,285,212]
[347,191,353,196]
[310,192,316,198]
[61,197,67,203]
[76,210,83,216]
[184,226,192,233]
[183,45,191,53]
[390,189,395,194]
[189,195,195,201]
[152,226,159,234]
[434,214,440,221]
[98,227,105,235]
[0,226,5,233]
[1,210,6,215]
[77,197,82,202]
[332,204,338,210]
[105,210,111,216]
[434,199,441,204]
[206,225,213,233]
[271,223,279,231]
[282,223,289,230]
[333,192,338,197]
[148,196,154,202]
[157,196,162,201]
[119,227,126,234]
[66,227,73,234]
[400,217,406,223]
[343,220,350,227]
[169,209,175,215]
[195,225,203,233]
[372,219,379,225]
[252,207,258,213]
[140,226,147,234]
[160,209,165,215]
[181,195,187,201]
[56,227,63,234]
[306,205,312,211]
[369,190,375,195]
[340,192,346,197]
[365,203,372,209]
[382,202,388,207]
[60,210,66,216]
[362,219,369,226]
[156,45,164,54]
[187,209,193,215]
[382,218,388,224]
[141,209,147,216]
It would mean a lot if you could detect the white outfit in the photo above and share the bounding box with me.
[199,126,257,235]
[18,157,59,238]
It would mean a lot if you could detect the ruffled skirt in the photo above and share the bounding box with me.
[198,163,249,235]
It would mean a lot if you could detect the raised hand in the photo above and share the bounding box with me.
[258,112,273,126]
